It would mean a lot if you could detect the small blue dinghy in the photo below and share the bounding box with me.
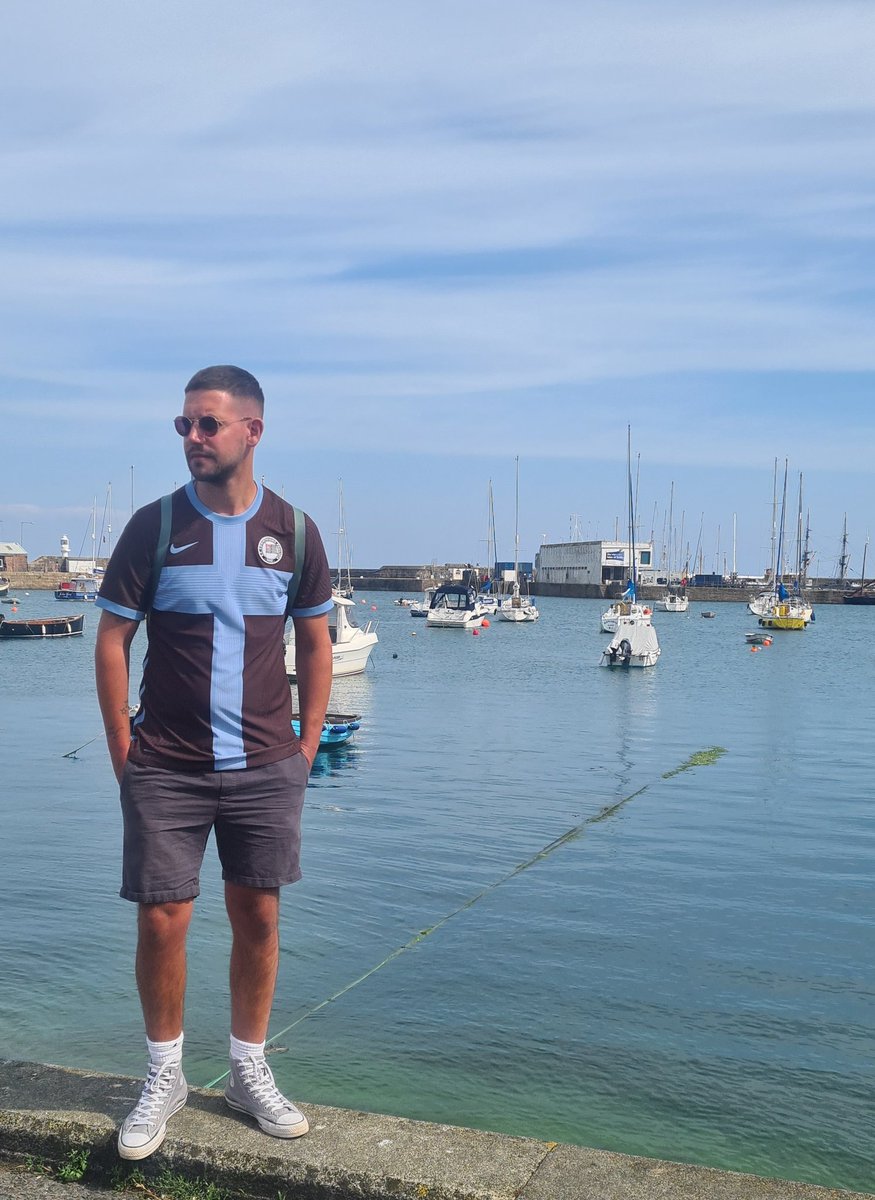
[292,712,361,749]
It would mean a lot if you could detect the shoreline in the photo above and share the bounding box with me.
[1,1060,872,1200]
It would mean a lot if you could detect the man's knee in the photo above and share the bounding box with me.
[226,886,279,943]
[137,900,193,945]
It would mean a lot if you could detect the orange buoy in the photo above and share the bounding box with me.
[482,618,490,628]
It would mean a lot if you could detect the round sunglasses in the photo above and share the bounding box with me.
[174,415,255,437]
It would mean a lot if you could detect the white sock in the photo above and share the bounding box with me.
[147,1032,184,1067]
[230,1033,265,1062]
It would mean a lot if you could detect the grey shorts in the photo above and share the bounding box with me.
[119,754,310,904]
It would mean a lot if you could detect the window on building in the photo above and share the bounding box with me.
[639,551,651,565]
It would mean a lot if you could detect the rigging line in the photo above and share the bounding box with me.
[62,733,104,759]
[201,745,726,1090]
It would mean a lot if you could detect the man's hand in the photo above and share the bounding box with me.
[297,740,318,770]
[292,612,333,767]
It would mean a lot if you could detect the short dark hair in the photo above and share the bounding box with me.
[184,365,265,412]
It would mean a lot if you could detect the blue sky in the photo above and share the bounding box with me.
[2,1,874,576]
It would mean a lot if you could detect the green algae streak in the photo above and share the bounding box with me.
[662,746,727,779]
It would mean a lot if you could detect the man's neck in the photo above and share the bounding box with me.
[193,477,258,516]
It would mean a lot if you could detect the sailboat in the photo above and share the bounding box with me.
[600,437,654,634]
[756,462,810,631]
[477,480,500,612]
[601,429,659,667]
[499,458,539,623]
[654,482,688,612]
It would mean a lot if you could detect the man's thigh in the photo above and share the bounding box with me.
[120,761,219,903]
[214,753,309,889]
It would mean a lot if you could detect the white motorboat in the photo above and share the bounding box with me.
[655,591,689,613]
[426,582,487,629]
[410,588,435,618]
[600,617,661,668]
[285,591,377,679]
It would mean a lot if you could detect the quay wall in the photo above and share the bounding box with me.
[3,572,852,605]
[1,1060,871,1200]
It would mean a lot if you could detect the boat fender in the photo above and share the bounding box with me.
[643,607,651,615]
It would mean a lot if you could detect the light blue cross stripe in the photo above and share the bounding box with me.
[154,521,293,770]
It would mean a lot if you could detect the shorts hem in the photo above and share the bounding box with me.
[120,884,200,904]
[222,870,302,889]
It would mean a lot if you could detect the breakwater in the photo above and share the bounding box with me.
[3,571,853,604]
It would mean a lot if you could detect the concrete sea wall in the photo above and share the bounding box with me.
[0,1061,871,1200]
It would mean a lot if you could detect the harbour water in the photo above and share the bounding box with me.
[1,593,873,1192]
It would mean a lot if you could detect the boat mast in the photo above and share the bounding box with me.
[732,512,737,578]
[795,473,804,586]
[666,481,674,586]
[627,427,637,597]
[774,460,788,597]
[487,479,497,589]
[513,457,520,584]
[839,514,849,583]
[769,457,778,584]
[336,478,343,592]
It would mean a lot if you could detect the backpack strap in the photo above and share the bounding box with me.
[285,507,306,617]
[144,492,173,617]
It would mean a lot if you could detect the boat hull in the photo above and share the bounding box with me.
[655,594,689,612]
[498,604,539,622]
[286,629,377,679]
[292,714,360,749]
[600,650,660,668]
[426,611,485,628]
[758,614,806,630]
[285,590,378,680]
[0,613,85,639]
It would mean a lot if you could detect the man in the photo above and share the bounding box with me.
[95,365,334,1161]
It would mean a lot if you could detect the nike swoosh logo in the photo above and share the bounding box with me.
[169,541,198,555]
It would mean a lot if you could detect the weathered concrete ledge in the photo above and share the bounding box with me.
[0,1061,870,1200]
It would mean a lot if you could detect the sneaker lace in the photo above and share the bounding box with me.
[238,1055,291,1115]
[130,1061,178,1123]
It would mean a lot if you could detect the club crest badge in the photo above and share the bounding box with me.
[257,536,283,565]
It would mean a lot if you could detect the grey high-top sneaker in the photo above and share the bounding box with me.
[118,1060,188,1160]
[224,1054,309,1138]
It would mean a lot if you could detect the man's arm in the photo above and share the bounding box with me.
[292,612,332,767]
[95,610,139,783]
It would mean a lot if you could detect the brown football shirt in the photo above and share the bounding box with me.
[97,483,333,771]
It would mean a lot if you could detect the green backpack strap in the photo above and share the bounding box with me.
[145,493,173,617]
[285,507,306,617]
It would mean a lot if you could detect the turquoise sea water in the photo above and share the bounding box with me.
[1,593,873,1192]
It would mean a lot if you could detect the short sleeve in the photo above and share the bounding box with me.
[95,501,162,622]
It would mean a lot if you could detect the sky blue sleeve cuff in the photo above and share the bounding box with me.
[95,596,144,622]
[291,597,335,618]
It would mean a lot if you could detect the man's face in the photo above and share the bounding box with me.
[180,389,262,486]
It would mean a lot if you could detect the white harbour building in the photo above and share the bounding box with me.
[535,539,657,588]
